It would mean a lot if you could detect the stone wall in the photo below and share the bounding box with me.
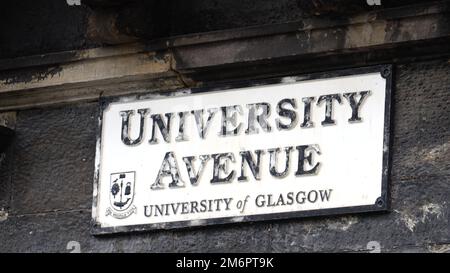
[0,59,448,252]
[0,0,449,253]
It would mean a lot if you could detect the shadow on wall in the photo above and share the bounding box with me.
[0,0,433,59]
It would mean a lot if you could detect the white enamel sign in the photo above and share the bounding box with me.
[92,66,392,234]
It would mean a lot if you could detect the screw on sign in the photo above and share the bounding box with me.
[67,241,81,253]
[366,241,381,253]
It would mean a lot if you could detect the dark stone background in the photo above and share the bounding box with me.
[0,59,448,252]
[0,0,432,59]
[0,0,93,59]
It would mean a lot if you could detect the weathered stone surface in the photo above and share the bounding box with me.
[10,103,98,214]
[270,175,449,253]
[0,112,15,211]
[172,223,272,253]
[390,60,450,181]
[0,0,94,59]
[5,0,429,59]
[1,2,449,112]
[0,177,447,253]
[0,52,174,93]
[171,7,450,72]
[0,210,174,253]
[0,147,11,211]
[0,58,448,252]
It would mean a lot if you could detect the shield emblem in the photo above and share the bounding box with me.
[110,171,135,211]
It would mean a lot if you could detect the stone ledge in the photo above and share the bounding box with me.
[0,1,449,111]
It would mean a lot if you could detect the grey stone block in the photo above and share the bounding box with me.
[173,223,272,252]
[10,103,98,214]
[0,210,175,253]
[269,175,450,253]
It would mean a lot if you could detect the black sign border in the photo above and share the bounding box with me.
[91,64,393,235]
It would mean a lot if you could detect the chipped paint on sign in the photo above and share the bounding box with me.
[92,66,392,234]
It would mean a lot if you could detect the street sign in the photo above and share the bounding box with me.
[92,65,392,234]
